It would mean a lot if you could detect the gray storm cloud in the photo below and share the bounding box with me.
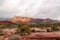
[0,0,60,20]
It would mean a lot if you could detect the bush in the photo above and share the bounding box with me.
[46,29,52,32]
[9,36,20,40]
[0,29,4,36]
[17,25,31,35]
[51,26,59,32]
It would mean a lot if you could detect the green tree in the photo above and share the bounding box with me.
[17,25,31,35]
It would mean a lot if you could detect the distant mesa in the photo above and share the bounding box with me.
[0,16,58,24]
[11,16,58,24]
[12,16,32,24]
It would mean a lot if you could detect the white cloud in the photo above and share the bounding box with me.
[55,16,60,20]
[0,0,60,19]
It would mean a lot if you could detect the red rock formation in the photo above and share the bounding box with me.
[12,16,32,24]
[12,16,56,24]
[0,20,16,25]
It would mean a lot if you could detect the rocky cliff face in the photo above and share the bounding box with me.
[12,16,58,24]
[12,16,32,24]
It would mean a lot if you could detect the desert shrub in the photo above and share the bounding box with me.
[17,25,31,35]
[8,36,20,40]
[0,29,4,36]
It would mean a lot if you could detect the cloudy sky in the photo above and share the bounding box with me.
[0,0,60,20]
